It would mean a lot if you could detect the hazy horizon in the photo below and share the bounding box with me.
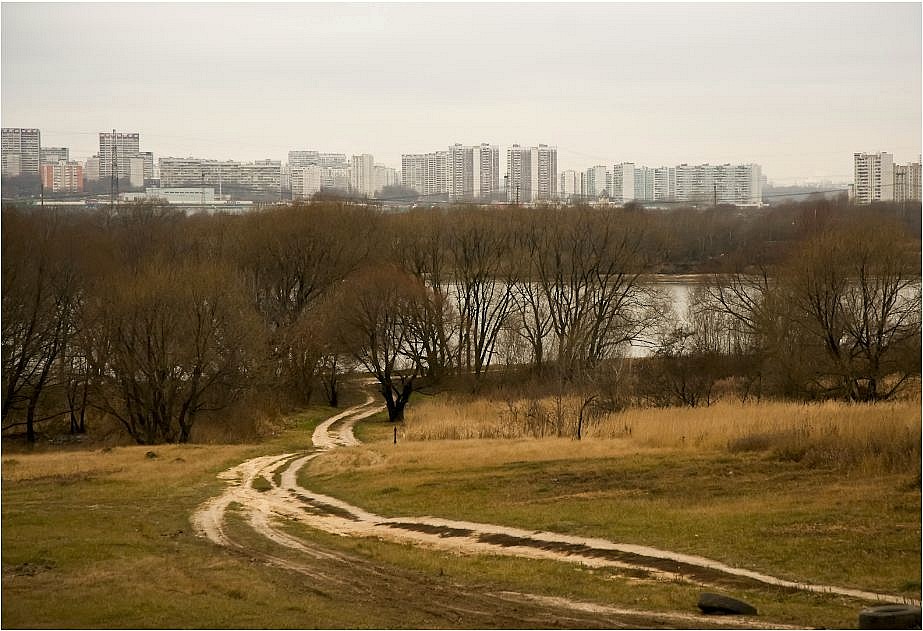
[3,2,921,183]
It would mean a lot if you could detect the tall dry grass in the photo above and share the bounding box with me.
[404,396,921,473]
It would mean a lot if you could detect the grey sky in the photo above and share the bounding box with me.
[2,2,920,182]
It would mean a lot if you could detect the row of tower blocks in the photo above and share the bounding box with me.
[402,144,764,206]
[5,127,920,206]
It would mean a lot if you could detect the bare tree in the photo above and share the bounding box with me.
[779,219,920,401]
[332,266,429,422]
[531,209,662,373]
[444,208,519,379]
[2,209,83,442]
[84,262,262,443]
[232,202,376,403]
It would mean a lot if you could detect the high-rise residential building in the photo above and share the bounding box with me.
[506,145,532,203]
[585,165,608,198]
[288,150,320,168]
[473,143,501,200]
[402,151,449,197]
[41,147,69,164]
[722,164,762,206]
[98,131,141,179]
[350,154,375,197]
[507,144,557,203]
[288,150,349,169]
[424,151,448,197]
[610,163,636,203]
[159,157,281,196]
[139,151,155,182]
[41,160,84,193]
[2,128,41,177]
[653,166,676,201]
[291,165,323,200]
[533,144,557,201]
[318,153,348,168]
[633,166,654,202]
[893,160,922,203]
[373,164,399,195]
[445,143,500,200]
[672,163,761,206]
[128,156,145,188]
[401,154,426,194]
[853,152,894,204]
[84,156,101,181]
[559,170,583,199]
[674,163,715,203]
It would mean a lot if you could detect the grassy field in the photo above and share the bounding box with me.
[304,397,921,604]
[3,392,920,629]
[1,407,361,629]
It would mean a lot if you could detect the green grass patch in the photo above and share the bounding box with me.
[301,442,921,599]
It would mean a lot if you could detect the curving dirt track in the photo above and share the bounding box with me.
[192,397,915,628]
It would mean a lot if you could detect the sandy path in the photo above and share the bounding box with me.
[191,397,918,627]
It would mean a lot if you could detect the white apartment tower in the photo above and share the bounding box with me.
[610,163,636,203]
[653,166,676,201]
[893,161,922,203]
[350,153,375,197]
[99,131,141,179]
[2,128,41,177]
[401,154,427,194]
[41,147,69,164]
[84,156,101,181]
[373,164,399,195]
[853,152,894,204]
[585,165,608,198]
[507,144,557,203]
[633,166,654,202]
[401,151,449,197]
[559,170,583,200]
[447,143,500,200]
[291,166,323,200]
[506,145,531,203]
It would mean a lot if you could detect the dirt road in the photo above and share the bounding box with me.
[192,397,913,627]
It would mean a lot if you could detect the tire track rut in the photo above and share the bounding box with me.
[192,396,915,627]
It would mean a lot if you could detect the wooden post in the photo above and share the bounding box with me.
[393,426,397,445]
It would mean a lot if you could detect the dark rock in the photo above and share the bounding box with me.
[697,592,758,616]
[145,451,158,459]
[858,605,922,629]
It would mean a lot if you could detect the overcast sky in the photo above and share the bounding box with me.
[2,2,920,182]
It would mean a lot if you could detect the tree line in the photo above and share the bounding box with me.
[2,197,919,444]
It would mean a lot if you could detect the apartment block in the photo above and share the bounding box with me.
[633,166,654,202]
[98,131,141,179]
[653,166,676,201]
[159,157,281,196]
[507,144,557,203]
[40,160,84,193]
[288,150,349,169]
[853,152,894,204]
[446,143,500,200]
[373,164,399,195]
[401,151,449,198]
[84,156,101,181]
[893,161,922,202]
[351,153,375,197]
[401,154,426,194]
[291,166,323,200]
[610,163,636,203]
[559,170,583,199]
[585,165,608,198]
[41,147,69,164]
[2,128,41,177]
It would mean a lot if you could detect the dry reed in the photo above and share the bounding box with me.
[404,396,921,473]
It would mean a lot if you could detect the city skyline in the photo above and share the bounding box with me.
[2,3,920,183]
